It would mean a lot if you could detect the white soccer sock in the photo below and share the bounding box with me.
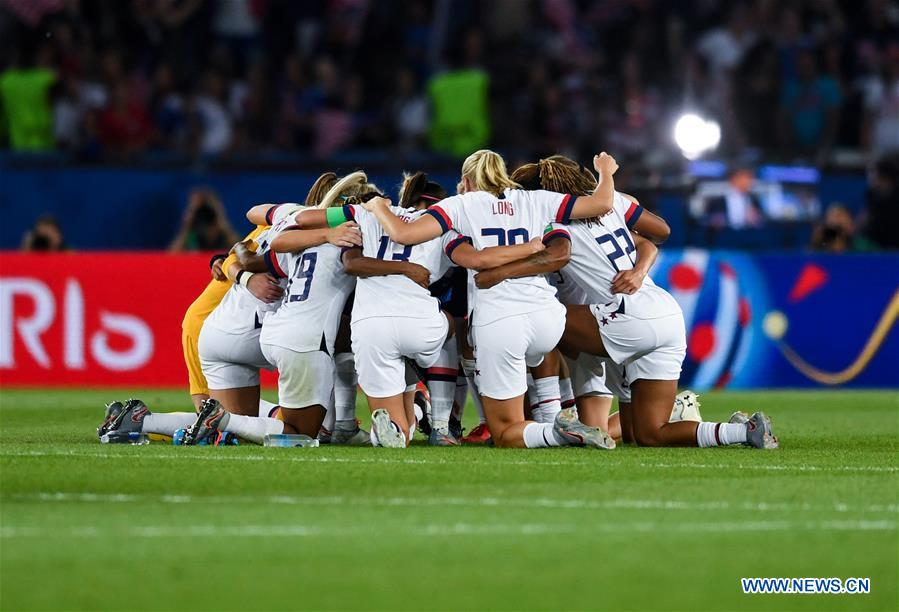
[559,377,575,409]
[696,422,747,447]
[321,405,335,434]
[426,340,458,432]
[460,357,487,424]
[220,413,284,445]
[141,412,196,437]
[532,375,562,424]
[522,422,569,448]
[258,399,279,418]
[334,353,357,424]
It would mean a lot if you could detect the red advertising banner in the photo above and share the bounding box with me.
[1,253,215,387]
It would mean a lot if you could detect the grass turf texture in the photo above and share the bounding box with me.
[0,389,896,611]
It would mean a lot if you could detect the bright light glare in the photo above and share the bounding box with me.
[673,113,721,159]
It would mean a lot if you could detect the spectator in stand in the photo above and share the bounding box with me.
[779,48,842,162]
[706,167,765,230]
[810,203,873,252]
[0,41,57,151]
[21,215,67,252]
[861,43,899,156]
[96,78,153,155]
[389,67,428,152]
[861,153,899,250]
[187,71,232,154]
[169,188,239,252]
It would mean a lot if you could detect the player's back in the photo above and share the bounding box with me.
[433,189,567,325]
[260,236,354,354]
[352,205,452,323]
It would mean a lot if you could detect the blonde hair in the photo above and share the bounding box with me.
[317,171,382,209]
[304,172,339,206]
[460,149,520,197]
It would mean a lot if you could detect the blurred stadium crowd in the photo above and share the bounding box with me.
[1,0,897,163]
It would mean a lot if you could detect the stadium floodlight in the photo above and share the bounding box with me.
[673,113,721,160]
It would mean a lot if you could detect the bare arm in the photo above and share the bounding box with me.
[271,223,361,253]
[234,241,269,273]
[246,204,277,226]
[610,233,658,295]
[450,238,546,272]
[631,208,671,244]
[361,197,443,245]
[474,239,571,289]
[294,209,328,229]
[342,248,431,288]
[569,152,618,220]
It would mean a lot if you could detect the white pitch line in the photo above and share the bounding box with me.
[2,448,897,474]
[5,492,898,516]
[1,519,894,540]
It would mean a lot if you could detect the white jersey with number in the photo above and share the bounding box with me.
[347,204,466,323]
[561,192,678,317]
[424,188,576,325]
[260,217,355,354]
[200,203,301,336]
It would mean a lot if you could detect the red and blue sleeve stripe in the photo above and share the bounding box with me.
[625,201,643,229]
[342,204,356,221]
[555,194,576,224]
[424,206,453,233]
[264,250,287,279]
[444,235,472,260]
[264,204,283,225]
[542,229,571,244]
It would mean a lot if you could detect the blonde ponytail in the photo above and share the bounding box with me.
[317,171,382,209]
[304,172,339,206]
[460,149,520,197]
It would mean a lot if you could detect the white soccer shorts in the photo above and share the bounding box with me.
[352,312,449,398]
[590,297,686,383]
[471,304,566,400]
[261,343,334,409]
[198,325,271,389]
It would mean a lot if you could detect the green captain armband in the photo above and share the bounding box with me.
[326,206,354,227]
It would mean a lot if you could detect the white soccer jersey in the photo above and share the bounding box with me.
[425,189,575,325]
[199,203,302,336]
[260,220,355,354]
[345,205,465,323]
[204,226,283,335]
[549,269,589,306]
[561,192,678,317]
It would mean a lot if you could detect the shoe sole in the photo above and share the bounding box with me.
[556,409,616,450]
[371,410,406,448]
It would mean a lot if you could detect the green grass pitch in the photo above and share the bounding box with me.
[1,388,897,611]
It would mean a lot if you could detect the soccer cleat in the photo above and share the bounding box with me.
[317,427,332,445]
[745,411,779,449]
[670,390,702,422]
[99,399,149,442]
[183,399,228,446]
[332,424,372,446]
[448,415,463,440]
[97,401,125,438]
[554,408,616,450]
[414,383,432,436]
[370,409,406,448]
[729,411,750,424]
[428,427,460,446]
[461,422,491,444]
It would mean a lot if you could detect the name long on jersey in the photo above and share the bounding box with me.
[424,188,575,325]
[558,192,678,318]
[202,208,300,336]
[346,204,464,323]
[260,210,356,354]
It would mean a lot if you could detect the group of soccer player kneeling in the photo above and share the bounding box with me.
[98,150,779,451]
